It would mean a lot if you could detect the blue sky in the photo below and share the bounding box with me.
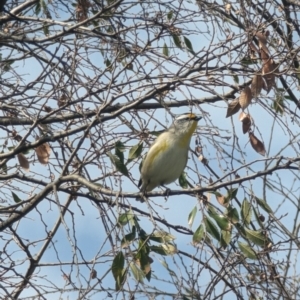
[1,0,300,299]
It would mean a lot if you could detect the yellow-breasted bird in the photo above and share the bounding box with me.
[138,113,202,192]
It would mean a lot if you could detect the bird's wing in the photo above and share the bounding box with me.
[141,133,169,174]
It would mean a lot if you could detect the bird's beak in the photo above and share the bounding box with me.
[195,116,202,121]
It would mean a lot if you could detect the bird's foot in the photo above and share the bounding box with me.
[136,189,147,202]
[163,186,171,199]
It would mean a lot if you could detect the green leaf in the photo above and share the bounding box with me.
[226,206,239,224]
[115,269,127,291]
[105,58,113,71]
[1,163,7,174]
[184,36,195,54]
[107,152,129,177]
[167,10,173,20]
[244,228,267,247]
[117,212,134,227]
[272,93,284,114]
[148,231,175,243]
[241,56,257,65]
[208,211,231,231]
[207,205,231,230]
[161,243,177,255]
[193,224,205,244]
[238,242,258,260]
[226,188,238,201]
[3,60,14,72]
[204,216,220,241]
[127,142,143,163]
[115,140,125,163]
[188,206,197,227]
[220,230,231,248]
[284,95,293,100]
[121,226,136,248]
[12,192,22,203]
[265,181,274,191]
[129,262,144,283]
[233,74,239,84]
[179,172,189,189]
[163,43,169,57]
[138,244,151,280]
[255,197,272,213]
[184,287,201,299]
[35,0,41,15]
[138,229,149,242]
[253,208,265,228]
[241,199,252,226]
[39,0,51,18]
[172,34,182,48]
[41,0,47,13]
[112,251,125,280]
[236,222,246,237]
[43,24,49,36]
[150,245,169,256]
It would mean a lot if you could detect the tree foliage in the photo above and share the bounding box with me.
[0,0,300,299]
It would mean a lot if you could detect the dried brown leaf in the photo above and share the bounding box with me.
[12,130,22,142]
[262,76,268,91]
[242,115,251,134]
[239,86,252,110]
[249,132,266,156]
[255,32,269,60]
[251,74,263,98]
[226,99,241,118]
[17,153,29,172]
[239,111,247,121]
[198,155,208,165]
[217,194,229,207]
[58,93,67,107]
[76,0,90,22]
[262,61,278,94]
[90,269,97,279]
[44,105,52,112]
[35,143,51,165]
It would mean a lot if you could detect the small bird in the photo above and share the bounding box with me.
[138,113,202,192]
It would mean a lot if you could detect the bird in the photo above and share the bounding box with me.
[138,113,202,193]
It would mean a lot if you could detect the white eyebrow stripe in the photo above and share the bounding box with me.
[176,114,195,120]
